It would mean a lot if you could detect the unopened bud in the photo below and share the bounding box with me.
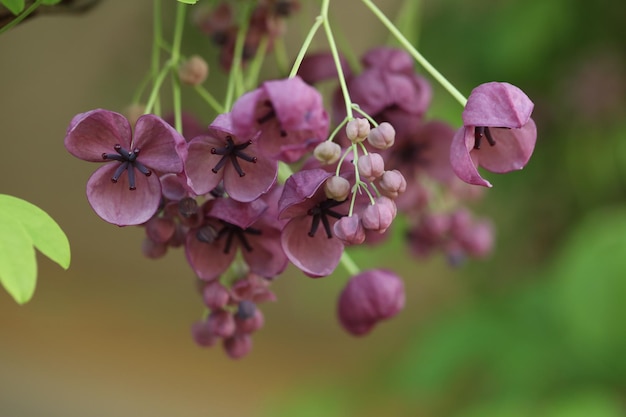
[324,176,351,201]
[346,118,370,143]
[367,122,395,149]
[333,215,366,245]
[357,153,385,182]
[202,281,231,310]
[314,141,342,164]
[178,55,209,86]
[223,334,252,359]
[378,170,407,199]
[361,196,396,233]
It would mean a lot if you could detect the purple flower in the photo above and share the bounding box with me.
[337,269,405,336]
[278,169,347,277]
[450,82,537,187]
[231,76,329,162]
[186,193,287,281]
[185,113,278,201]
[64,109,187,226]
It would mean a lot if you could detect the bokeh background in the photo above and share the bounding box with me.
[1,0,626,416]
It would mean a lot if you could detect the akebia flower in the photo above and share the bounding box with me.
[337,269,405,336]
[185,112,278,201]
[231,76,329,162]
[64,109,187,226]
[450,82,537,187]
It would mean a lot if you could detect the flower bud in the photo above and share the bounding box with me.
[333,215,366,245]
[223,334,253,359]
[313,141,342,165]
[458,219,494,258]
[141,238,168,259]
[202,281,231,310]
[346,118,370,143]
[191,320,218,347]
[337,269,405,336]
[235,308,265,334]
[324,176,351,201]
[145,216,176,243]
[378,169,407,199]
[357,153,385,182]
[361,197,396,233]
[207,309,236,338]
[178,55,209,86]
[367,122,395,149]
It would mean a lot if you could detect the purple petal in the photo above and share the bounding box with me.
[132,114,187,173]
[463,82,534,128]
[184,135,225,195]
[65,109,132,162]
[86,163,162,226]
[209,197,268,229]
[298,52,352,84]
[475,118,537,173]
[222,142,278,203]
[361,47,413,73]
[185,229,236,281]
[281,216,344,277]
[243,230,288,278]
[450,127,492,188]
[278,169,332,218]
[231,89,266,139]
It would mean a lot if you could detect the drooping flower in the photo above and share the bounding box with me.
[278,169,348,277]
[231,76,329,162]
[184,112,278,201]
[450,82,537,187]
[64,109,187,226]
[337,269,405,336]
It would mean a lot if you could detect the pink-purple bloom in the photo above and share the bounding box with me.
[231,76,330,162]
[185,112,278,201]
[64,109,187,226]
[337,269,405,336]
[450,82,537,187]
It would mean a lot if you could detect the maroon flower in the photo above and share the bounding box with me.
[185,113,278,201]
[64,109,187,226]
[278,169,348,277]
[231,76,330,162]
[337,269,405,336]
[450,82,537,187]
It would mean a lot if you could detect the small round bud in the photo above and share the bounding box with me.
[378,170,407,199]
[458,220,494,258]
[141,238,168,259]
[361,197,396,233]
[223,334,253,359]
[314,141,342,164]
[202,281,231,310]
[145,216,176,243]
[333,215,366,245]
[235,308,265,334]
[346,118,370,143]
[191,320,218,347]
[367,122,395,149]
[357,153,385,182]
[178,55,209,86]
[324,176,351,201]
[207,309,236,338]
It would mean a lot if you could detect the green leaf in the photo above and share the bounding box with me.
[41,0,63,5]
[1,0,25,15]
[176,0,198,4]
[0,194,70,304]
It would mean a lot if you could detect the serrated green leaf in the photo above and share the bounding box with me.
[0,194,70,304]
[1,0,25,15]
[0,214,37,304]
[176,0,198,4]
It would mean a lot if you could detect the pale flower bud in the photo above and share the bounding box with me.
[357,153,385,182]
[333,215,366,245]
[378,170,407,199]
[223,334,253,359]
[346,118,371,143]
[367,122,395,149]
[324,176,351,201]
[314,141,342,164]
[361,196,396,233]
[178,55,209,86]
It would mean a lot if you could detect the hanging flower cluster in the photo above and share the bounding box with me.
[64,0,537,358]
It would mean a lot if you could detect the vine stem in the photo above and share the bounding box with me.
[0,0,42,36]
[360,0,468,107]
[170,2,186,133]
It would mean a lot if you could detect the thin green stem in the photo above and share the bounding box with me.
[194,85,225,113]
[360,0,467,107]
[150,0,163,115]
[245,35,269,90]
[327,116,349,143]
[351,104,378,127]
[288,15,324,78]
[273,37,290,76]
[144,63,171,114]
[223,3,251,112]
[339,252,360,276]
[170,2,187,133]
[0,0,42,36]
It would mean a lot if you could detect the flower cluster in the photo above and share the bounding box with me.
[64,1,537,358]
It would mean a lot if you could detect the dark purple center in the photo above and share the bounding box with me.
[216,220,262,254]
[307,199,346,239]
[473,126,496,150]
[210,136,257,177]
[102,144,152,190]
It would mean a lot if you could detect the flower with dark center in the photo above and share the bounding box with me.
[231,76,329,162]
[278,169,348,277]
[64,109,187,226]
[450,82,537,188]
[186,194,287,281]
[185,112,277,202]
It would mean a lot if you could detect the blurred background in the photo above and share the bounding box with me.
[1,0,625,416]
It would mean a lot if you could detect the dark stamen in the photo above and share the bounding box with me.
[474,126,497,150]
[307,199,347,238]
[210,136,257,176]
[102,144,151,189]
[215,221,262,254]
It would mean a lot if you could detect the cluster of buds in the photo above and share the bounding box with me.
[63,1,537,359]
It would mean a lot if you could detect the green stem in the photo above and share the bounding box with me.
[360,0,467,107]
[223,3,251,112]
[194,85,225,114]
[150,0,162,115]
[288,15,324,78]
[170,2,187,133]
[340,252,360,276]
[144,63,171,114]
[351,104,378,127]
[0,0,42,36]
[245,35,269,90]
